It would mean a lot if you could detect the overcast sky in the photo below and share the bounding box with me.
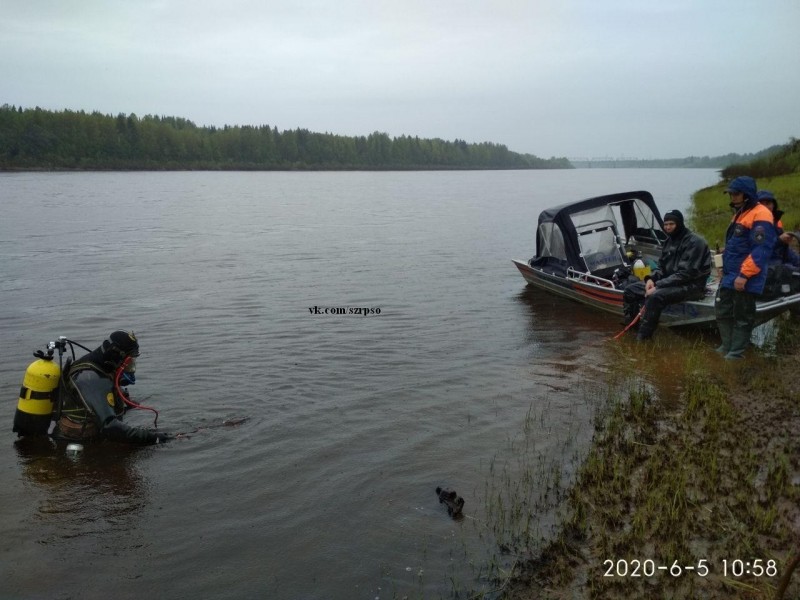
[3,0,798,159]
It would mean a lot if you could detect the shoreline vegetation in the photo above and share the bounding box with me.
[502,141,800,599]
[0,105,570,171]
[0,105,786,172]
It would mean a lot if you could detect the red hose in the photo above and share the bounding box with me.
[611,306,645,340]
[115,357,159,427]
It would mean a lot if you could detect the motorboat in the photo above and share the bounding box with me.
[512,190,800,327]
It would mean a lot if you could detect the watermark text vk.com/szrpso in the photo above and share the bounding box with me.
[308,306,382,316]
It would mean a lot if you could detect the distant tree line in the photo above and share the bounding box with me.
[570,145,791,170]
[720,137,800,179]
[0,105,571,171]
[691,138,800,244]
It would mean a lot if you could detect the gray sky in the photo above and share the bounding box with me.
[3,0,798,159]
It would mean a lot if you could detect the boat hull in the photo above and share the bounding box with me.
[512,259,800,328]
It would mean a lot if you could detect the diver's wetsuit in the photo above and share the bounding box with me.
[623,220,711,339]
[55,338,167,445]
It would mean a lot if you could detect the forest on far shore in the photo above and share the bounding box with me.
[0,105,572,171]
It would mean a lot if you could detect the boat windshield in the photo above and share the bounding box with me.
[571,205,626,273]
[578,227,624,272]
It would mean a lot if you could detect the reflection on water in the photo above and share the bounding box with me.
[14,438,146,538]
[515,287,620,389]
[516,286,620,336]
[7,438,151,599]
[516,286,711,407]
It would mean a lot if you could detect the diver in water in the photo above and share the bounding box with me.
[54,330,170,445]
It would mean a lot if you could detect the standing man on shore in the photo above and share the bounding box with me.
[715,176,777,359]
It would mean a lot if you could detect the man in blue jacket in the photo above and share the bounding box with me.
[715,176,777,359]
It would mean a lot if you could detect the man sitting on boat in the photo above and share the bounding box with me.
[622,210,712,340]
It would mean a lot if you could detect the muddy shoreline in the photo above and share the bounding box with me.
[504,314,800,599]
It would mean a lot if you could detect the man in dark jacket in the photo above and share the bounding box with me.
[716,176,777,359]
[623,209,711,341]
[55,330,170,445]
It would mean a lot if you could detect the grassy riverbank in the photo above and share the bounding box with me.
[691,171,800,250]
[503,161,800,599]
[504,323,800,599]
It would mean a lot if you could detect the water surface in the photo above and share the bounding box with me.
[0,169,720,599]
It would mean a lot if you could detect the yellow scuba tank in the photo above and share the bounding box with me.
[14,358,61,436]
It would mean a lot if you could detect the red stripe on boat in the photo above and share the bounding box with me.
[573,283,623,306]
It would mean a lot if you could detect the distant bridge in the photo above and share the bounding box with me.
[568,156,648,167]
[568,156,642,163]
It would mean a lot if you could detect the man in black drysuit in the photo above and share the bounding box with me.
[622,210,712,341]
[55,330,170,445]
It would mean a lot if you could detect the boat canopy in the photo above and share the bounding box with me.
[533,191,666,278]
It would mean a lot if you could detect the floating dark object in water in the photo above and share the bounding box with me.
[222,417,249,427]
[435,486,464,518]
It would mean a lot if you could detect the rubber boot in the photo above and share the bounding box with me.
[621,302,639,327]
[636,315,656,341]
[724,327,751,360]
[715,320,733,354]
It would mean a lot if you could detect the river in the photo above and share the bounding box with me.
[0,168,720,599]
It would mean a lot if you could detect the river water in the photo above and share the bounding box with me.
[0,169,720,599]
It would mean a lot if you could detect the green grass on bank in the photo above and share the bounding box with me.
[504,323,800,600]
[691,172,800,249]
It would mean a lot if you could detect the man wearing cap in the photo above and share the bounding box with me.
[716,176,778,359]
[622,209,711,341]
[54,330,170,444]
